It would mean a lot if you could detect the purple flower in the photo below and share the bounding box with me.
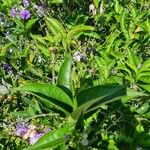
[23,0,29,7]
[29,132,44,145]
[3,63,11,72]
[10,8,16,18]
[29,128,50,145]
[16,123,28,137]
[20,9,31,20]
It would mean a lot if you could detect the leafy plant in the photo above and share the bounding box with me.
[11,57,126,149]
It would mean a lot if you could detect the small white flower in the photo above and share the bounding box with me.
[89,4,96,15]
[73,51,83,62]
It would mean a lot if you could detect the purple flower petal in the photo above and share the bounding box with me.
[29,133,44,145]
[23,0,29,7]
[20,10,31,20]
[3,63,11,72]
[16,123,28,137]
[10,8,16,18]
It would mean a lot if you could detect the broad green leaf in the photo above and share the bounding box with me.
[137,72,150,83]
[121,88,146,103]
[127,50,141,69]
[26,19,38,31]
[145,18,150,33]
[2,0,13,7]
[129,4,137,19]
[36,43,50,57]
[0,42,12,58]
[67,25,94,44]
[21,45,31,57]
[25,138,64,150]
[115,0,123,14]
[120,10,130,41]
[11,83,73,114]
[31,34,47,45]
[117,63,132,76]
[45,17,66,37]
[126,50,140,74]
[138,59,150,73]
[137,102,149,115]
[93,0,99,8]
[44,34,55,43]
[96,57,116,79]
[115,0,120,14]
[143,112,150,118]
[138,84,150,93]
[83,32,100,39]
[106,30,120,53]
[57,58,72,96]
[29,67,43,77]
[71,85,126,120]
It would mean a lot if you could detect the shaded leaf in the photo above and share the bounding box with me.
[71,85,126,120]
[57,58,72,97]
[11,83,73,114]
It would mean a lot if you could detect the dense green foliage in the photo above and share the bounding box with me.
[0,0,150,149]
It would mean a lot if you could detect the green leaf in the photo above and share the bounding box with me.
[13,18,24,28]
[24,119,74,150]
[45,17,67,48]
[71,85,126,120]
[57,58,72,97]
[138,59,150,73]
[129,4,137,19]
[137,72,150,83]
[106,30,120,53]
[11,105,36,118]
[117,63,132,76]
[26,19,38,31]
[120,10,130,41]
[11,83,73,114]
[51,0,63,4]
[143,112,150,119]
[67,25,94,45]
[0,144,4,150]
[145,18,150,33]
[0,42,12,58]
[83,32,100,39]
[137,102,149,115]
[76,85,126,106]
[45,17,66,37]
[126,50,140,74]
[93,0,99,8]
[115,0,121,14]
[138,84,150,93]
[36,43,50,57]
[121,88,146,103]
[31,34,47,45]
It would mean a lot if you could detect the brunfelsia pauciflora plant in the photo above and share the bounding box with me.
[11,58,126,149]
